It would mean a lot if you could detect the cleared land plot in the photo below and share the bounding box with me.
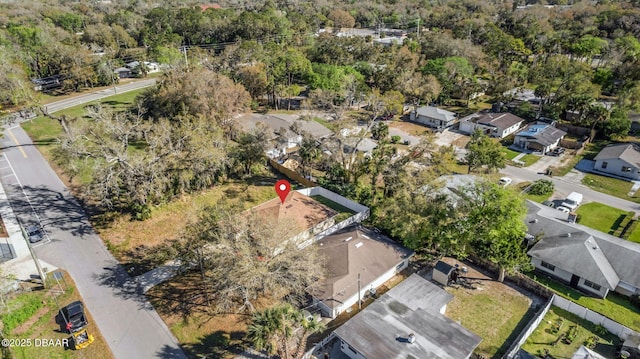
[387,121,431,136]
[441,258,536,358]
[1,272,113,359]
[521,306,619,358]
[99,179,279,275]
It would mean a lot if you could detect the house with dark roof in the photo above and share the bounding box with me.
[593,143,640,180]
[525,201,640,298]
[513,124,566,154]
[459,112,525,138]
[311,226,413,319]
[410,106,458,130]
[333,273,481,359]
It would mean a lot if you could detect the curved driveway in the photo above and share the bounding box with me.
[1,79,186,359]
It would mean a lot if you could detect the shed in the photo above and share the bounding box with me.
[433,261,455,286]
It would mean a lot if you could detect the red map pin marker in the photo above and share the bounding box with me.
[275,179,291,204]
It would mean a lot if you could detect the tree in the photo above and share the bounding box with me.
[371,122,389,140]
[141,68,250,139]
[246,303,325,359]
[176,204,326,314]
[298,134,322,178]
[465,131,506,174]
[237,63,269,101]
[327,9,355,29]
[56,106,228,218]
[460,182,532,282]
[231,126,269,176]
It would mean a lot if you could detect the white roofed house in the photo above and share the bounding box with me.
[410,106,458,130]
[513,124,566,154]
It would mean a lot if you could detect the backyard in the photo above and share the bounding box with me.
[530,273,640,332]
[442,258,538,359]
[521,306,620,358]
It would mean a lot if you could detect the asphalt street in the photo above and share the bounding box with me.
[501,165,640,213]
[0,81,186,358]
[43,78,156,114]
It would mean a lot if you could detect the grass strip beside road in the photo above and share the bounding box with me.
[582,173,639,203]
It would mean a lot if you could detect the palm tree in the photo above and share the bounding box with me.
[246,304,325,359]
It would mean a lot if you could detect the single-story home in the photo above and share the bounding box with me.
[459,112,524,138]
[114,67,131,79]
[343,137,378,155]
[593,143,640,181]
[125,61,160,75]
[525,200,640,298]
[513,124,566,154]
[311,225,414,319]
[410,106,457,130]
[333,273,482,359]
[236,113,303,158]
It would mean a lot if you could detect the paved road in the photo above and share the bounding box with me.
[501,165,640,213]
[1,109,186,357]
[44,78,156,114]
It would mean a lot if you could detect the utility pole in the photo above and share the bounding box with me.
[182,46,189,71]
[358,272,361,310]
[19,223,47,288]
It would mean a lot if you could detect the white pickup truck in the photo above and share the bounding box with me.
[561,192,583,211]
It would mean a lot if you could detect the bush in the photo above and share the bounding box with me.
[528,179,554,196]
[391,135,402,144]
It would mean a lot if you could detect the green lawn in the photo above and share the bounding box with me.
[521,154,540,166]
[582,173,639,203]
[312,116,334,130]
[517,181,552,203]
[530,273,640,332]
[503,148,520,160]
[521,306,619,358]
[445,283,533,358]
[551,141,608,176]
[576,202,629,235]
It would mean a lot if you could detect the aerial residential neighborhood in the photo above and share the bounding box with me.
[1,1,640,359]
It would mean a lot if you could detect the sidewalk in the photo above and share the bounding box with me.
[131,259,182,293]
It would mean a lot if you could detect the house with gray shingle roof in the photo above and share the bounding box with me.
[311,225,413,319]
[514,124,566,154]
[593,143,640,180]
[333,273,481,359]
[526,200,640,298]
[410,106,458,130]
[459,112,525,138]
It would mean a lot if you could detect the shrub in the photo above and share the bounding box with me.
[528,179,554,196]
[391,135,402,144]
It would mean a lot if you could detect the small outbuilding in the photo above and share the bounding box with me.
[433,260,456,286]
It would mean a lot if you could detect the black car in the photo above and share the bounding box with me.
[60,301,88,333]
[550,147,565,156]
[25,225,44,243]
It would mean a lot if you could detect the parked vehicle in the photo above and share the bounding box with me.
[25,224,44,243]
[561,192,583,211]
[550,147,565,156]
[60,301,88,333]
[498,177,512,187]
[556,206,571,213]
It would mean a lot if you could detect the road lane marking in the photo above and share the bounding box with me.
[6,129,27,158]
